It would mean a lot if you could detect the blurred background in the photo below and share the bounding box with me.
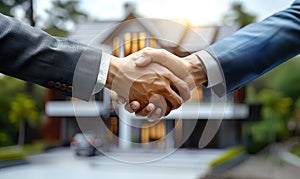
[1,0,300,179]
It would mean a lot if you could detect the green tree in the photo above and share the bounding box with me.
[0,76,25,146]
[245,59,300,151]
[0,0,88,146]
[9,94,39,145]
[43,0,88,37]
[274,57,300,100]
[223,2,257,27]
[0,0,32,17]
[0,0,14,16]
[246,89,293,153]
[0,76,44,146]
[247,56,300,102]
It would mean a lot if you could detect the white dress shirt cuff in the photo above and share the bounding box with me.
[194,50,226,96]
[93,52,110,94]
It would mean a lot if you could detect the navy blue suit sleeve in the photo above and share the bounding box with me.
[208,0,300,93]
[0,14,102,100]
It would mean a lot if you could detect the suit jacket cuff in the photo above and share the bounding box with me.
[194,50,226,97]
[93,52,110,94]
[72,47,102,101]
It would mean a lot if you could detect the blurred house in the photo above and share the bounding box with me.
[45,4,257,149]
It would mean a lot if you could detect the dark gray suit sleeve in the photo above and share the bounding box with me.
[0,13,102,100]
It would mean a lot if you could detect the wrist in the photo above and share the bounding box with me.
[184,54,208,86]
[105,56,122,89]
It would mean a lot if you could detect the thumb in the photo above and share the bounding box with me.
[135,56,152,67]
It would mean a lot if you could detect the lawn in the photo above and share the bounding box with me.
[290,144,300,157]
[0,142,44,160]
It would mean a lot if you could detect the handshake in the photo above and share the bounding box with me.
[104,47,208,119]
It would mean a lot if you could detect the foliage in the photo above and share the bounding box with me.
[0,146,26,160]
[250,89,293,143]
[295,98,300,109]
[43,0,88,36]
[274,59,300,100]
[0,142,44,160]
[223,2,257,27]
[9,93,40,145]
[0,0,88,37]
[247,56,300,103]
[246,89,293,152]
[0,0,13,16]
[0,76,25,119]
[0,76,25,146]
[245,57,300,154]
[290,144,300,157]
[0,76,44,146]
[209,146,245,168]
[0,0,88,146]
[9,94,39,126]
[0,0,87,146]
[43,26,68,37]
[0,0,33,17]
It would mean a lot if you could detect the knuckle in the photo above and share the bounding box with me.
[172,100,182,109]
[157,49,167,56]
[154,81,168,92]
[144,47,152,50]
[142,47,154,55]
[159,87,170,94]
[141,50,148,56]
[173,97,183,109]
[181,85,191,101]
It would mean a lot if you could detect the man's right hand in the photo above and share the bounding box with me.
[125,48,208,118]
[105,49,192,119]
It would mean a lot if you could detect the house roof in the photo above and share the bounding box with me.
[68,20,118,49]
[68,13,239,53]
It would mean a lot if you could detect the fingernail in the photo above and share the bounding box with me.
[130,103,138,110]
[155,108,162,115]
[146,103,155,112]
[135,57,144,64]
[147,118,158,123]
[117,97,126,104]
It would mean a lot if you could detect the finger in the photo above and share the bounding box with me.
[148,101,173,119]
[163,100,172,116]
[147,94,173,118]
[110,90,119,101]
[135,103,155,116]
[146,103,155,112]
[148,95,172,117]
[127,47,154,61]
[150,94,168,116]
[162,85,184,110]
[117,96,126,104]
[140,49,189,79]
[166,73,191,102]
[135,56,152,66]
[148,108,162,120]
[129,101,141,111]
[124,103,135,113]
[135,94,168,117]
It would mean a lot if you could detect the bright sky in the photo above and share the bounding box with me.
[36,0,294,25]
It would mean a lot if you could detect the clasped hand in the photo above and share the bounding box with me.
[105,47,207,119]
